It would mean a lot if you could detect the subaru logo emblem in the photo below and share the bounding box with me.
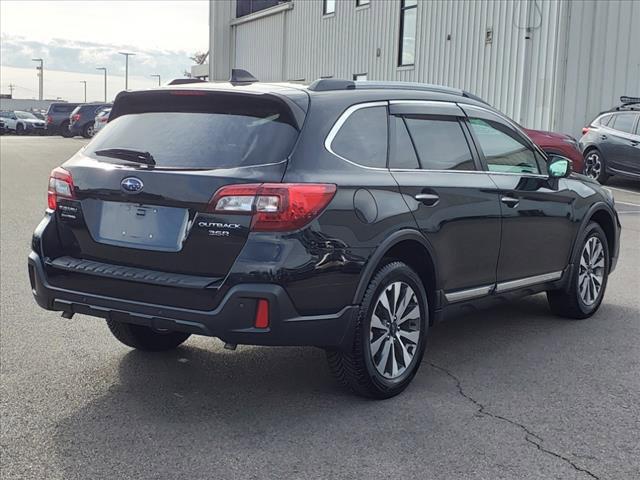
[121,177,144,194]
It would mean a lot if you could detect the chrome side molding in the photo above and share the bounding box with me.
[445,271,564,303]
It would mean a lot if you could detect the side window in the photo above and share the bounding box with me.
[332,106,388,168]
[598,114,612,126]
[611,113,637,134]
[469,118,540,174]
[403,115,475,170]
[390,116,419,169]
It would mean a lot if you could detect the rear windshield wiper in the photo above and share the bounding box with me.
[94,148,156,166]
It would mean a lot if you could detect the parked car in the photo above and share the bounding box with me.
[93,107,111,135]
[45,102,81,137]
[0,119,6,135]
[579,96,640,183]
[68,103,112,138]
[29,76,620,398]
[0,110,46,134]
[523,128,583,173]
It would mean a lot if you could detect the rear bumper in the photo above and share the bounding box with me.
[28,251,357,349]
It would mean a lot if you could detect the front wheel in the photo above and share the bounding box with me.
[106,320,191,351]
[547,222,609,319]
[327,261,428,399]
[16,124,25,135]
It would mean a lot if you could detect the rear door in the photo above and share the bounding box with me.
[55,89,304,277]
[608,112,640,176]
[462,105,576,287]
[388,101,501,300]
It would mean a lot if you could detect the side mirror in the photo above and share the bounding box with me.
[548,156,572,178]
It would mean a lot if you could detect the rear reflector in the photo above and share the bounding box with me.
[255,299,269,329]
[47,167,75,210]
[209,183,337,232]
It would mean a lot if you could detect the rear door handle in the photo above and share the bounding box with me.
[500,196,519,208]
[415,193,440,206]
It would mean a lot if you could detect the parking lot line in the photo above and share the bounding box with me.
[607,186,640,197]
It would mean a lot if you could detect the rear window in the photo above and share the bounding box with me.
[52,104,76,113]
[85,93,299,169]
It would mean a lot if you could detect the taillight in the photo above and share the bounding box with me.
[209,183,336,232]
[46,115,53,124]
[71,114,80,122]
[47,167,75,210]
[582,127,590,135]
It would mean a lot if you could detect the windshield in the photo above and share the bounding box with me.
[15,112,36,119]
[85,109,299,169]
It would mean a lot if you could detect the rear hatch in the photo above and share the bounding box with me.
[49,88,305,286]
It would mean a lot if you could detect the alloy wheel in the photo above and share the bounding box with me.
[578,236,605,306]
[584,152,602,180]
[369,281,421,379]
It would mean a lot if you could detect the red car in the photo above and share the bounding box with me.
[523,128,584,174]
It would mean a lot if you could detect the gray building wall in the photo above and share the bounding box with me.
[211,0,640,137]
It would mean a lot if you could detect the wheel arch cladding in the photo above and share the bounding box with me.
[353,230,438,324]
[589,208,616,260]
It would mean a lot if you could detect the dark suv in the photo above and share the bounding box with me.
[580,97,640,183]
[68,103,112,138]
[45,102,81,136]
[29,78,621,398]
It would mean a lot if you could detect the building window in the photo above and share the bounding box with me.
[356,0,370,6]
[398,0,417,66]
[353,73,368,81]
[323,0,336,15]
[236,0,289,18]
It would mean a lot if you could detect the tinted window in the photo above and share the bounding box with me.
[390,116,419,169]
[403,116,475,170]
[52,104,76,113]
[469,118,540,174]
[85,107,299,169]
[332,106,388,168]
[611,113,637,134]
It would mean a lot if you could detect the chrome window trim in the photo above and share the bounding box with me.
[445,285,493,303]
[495,271,563,293]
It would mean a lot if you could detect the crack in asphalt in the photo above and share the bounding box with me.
[428,363,600,480]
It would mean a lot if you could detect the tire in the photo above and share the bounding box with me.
[583,149,609,184]
[326,261,428,399]
[82,123,94,138]
[547,222,609,319]
[16,124,25,135]
[60,121,73,138]
[106,320,191,351]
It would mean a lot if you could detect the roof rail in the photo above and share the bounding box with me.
[308,79,356,91]
[307,79,490,104]
[168,78,206,85]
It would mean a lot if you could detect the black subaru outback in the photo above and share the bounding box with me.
[29,76,621,398]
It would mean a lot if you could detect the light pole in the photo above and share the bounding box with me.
[80,81,87,102]
[32,58,43,100]
[96,67,107,102]
[150,74,161,86]
[118,52,136,90]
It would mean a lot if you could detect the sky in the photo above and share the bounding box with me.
[0,0,209,102]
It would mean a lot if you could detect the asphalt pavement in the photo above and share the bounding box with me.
[1,136,639,480]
